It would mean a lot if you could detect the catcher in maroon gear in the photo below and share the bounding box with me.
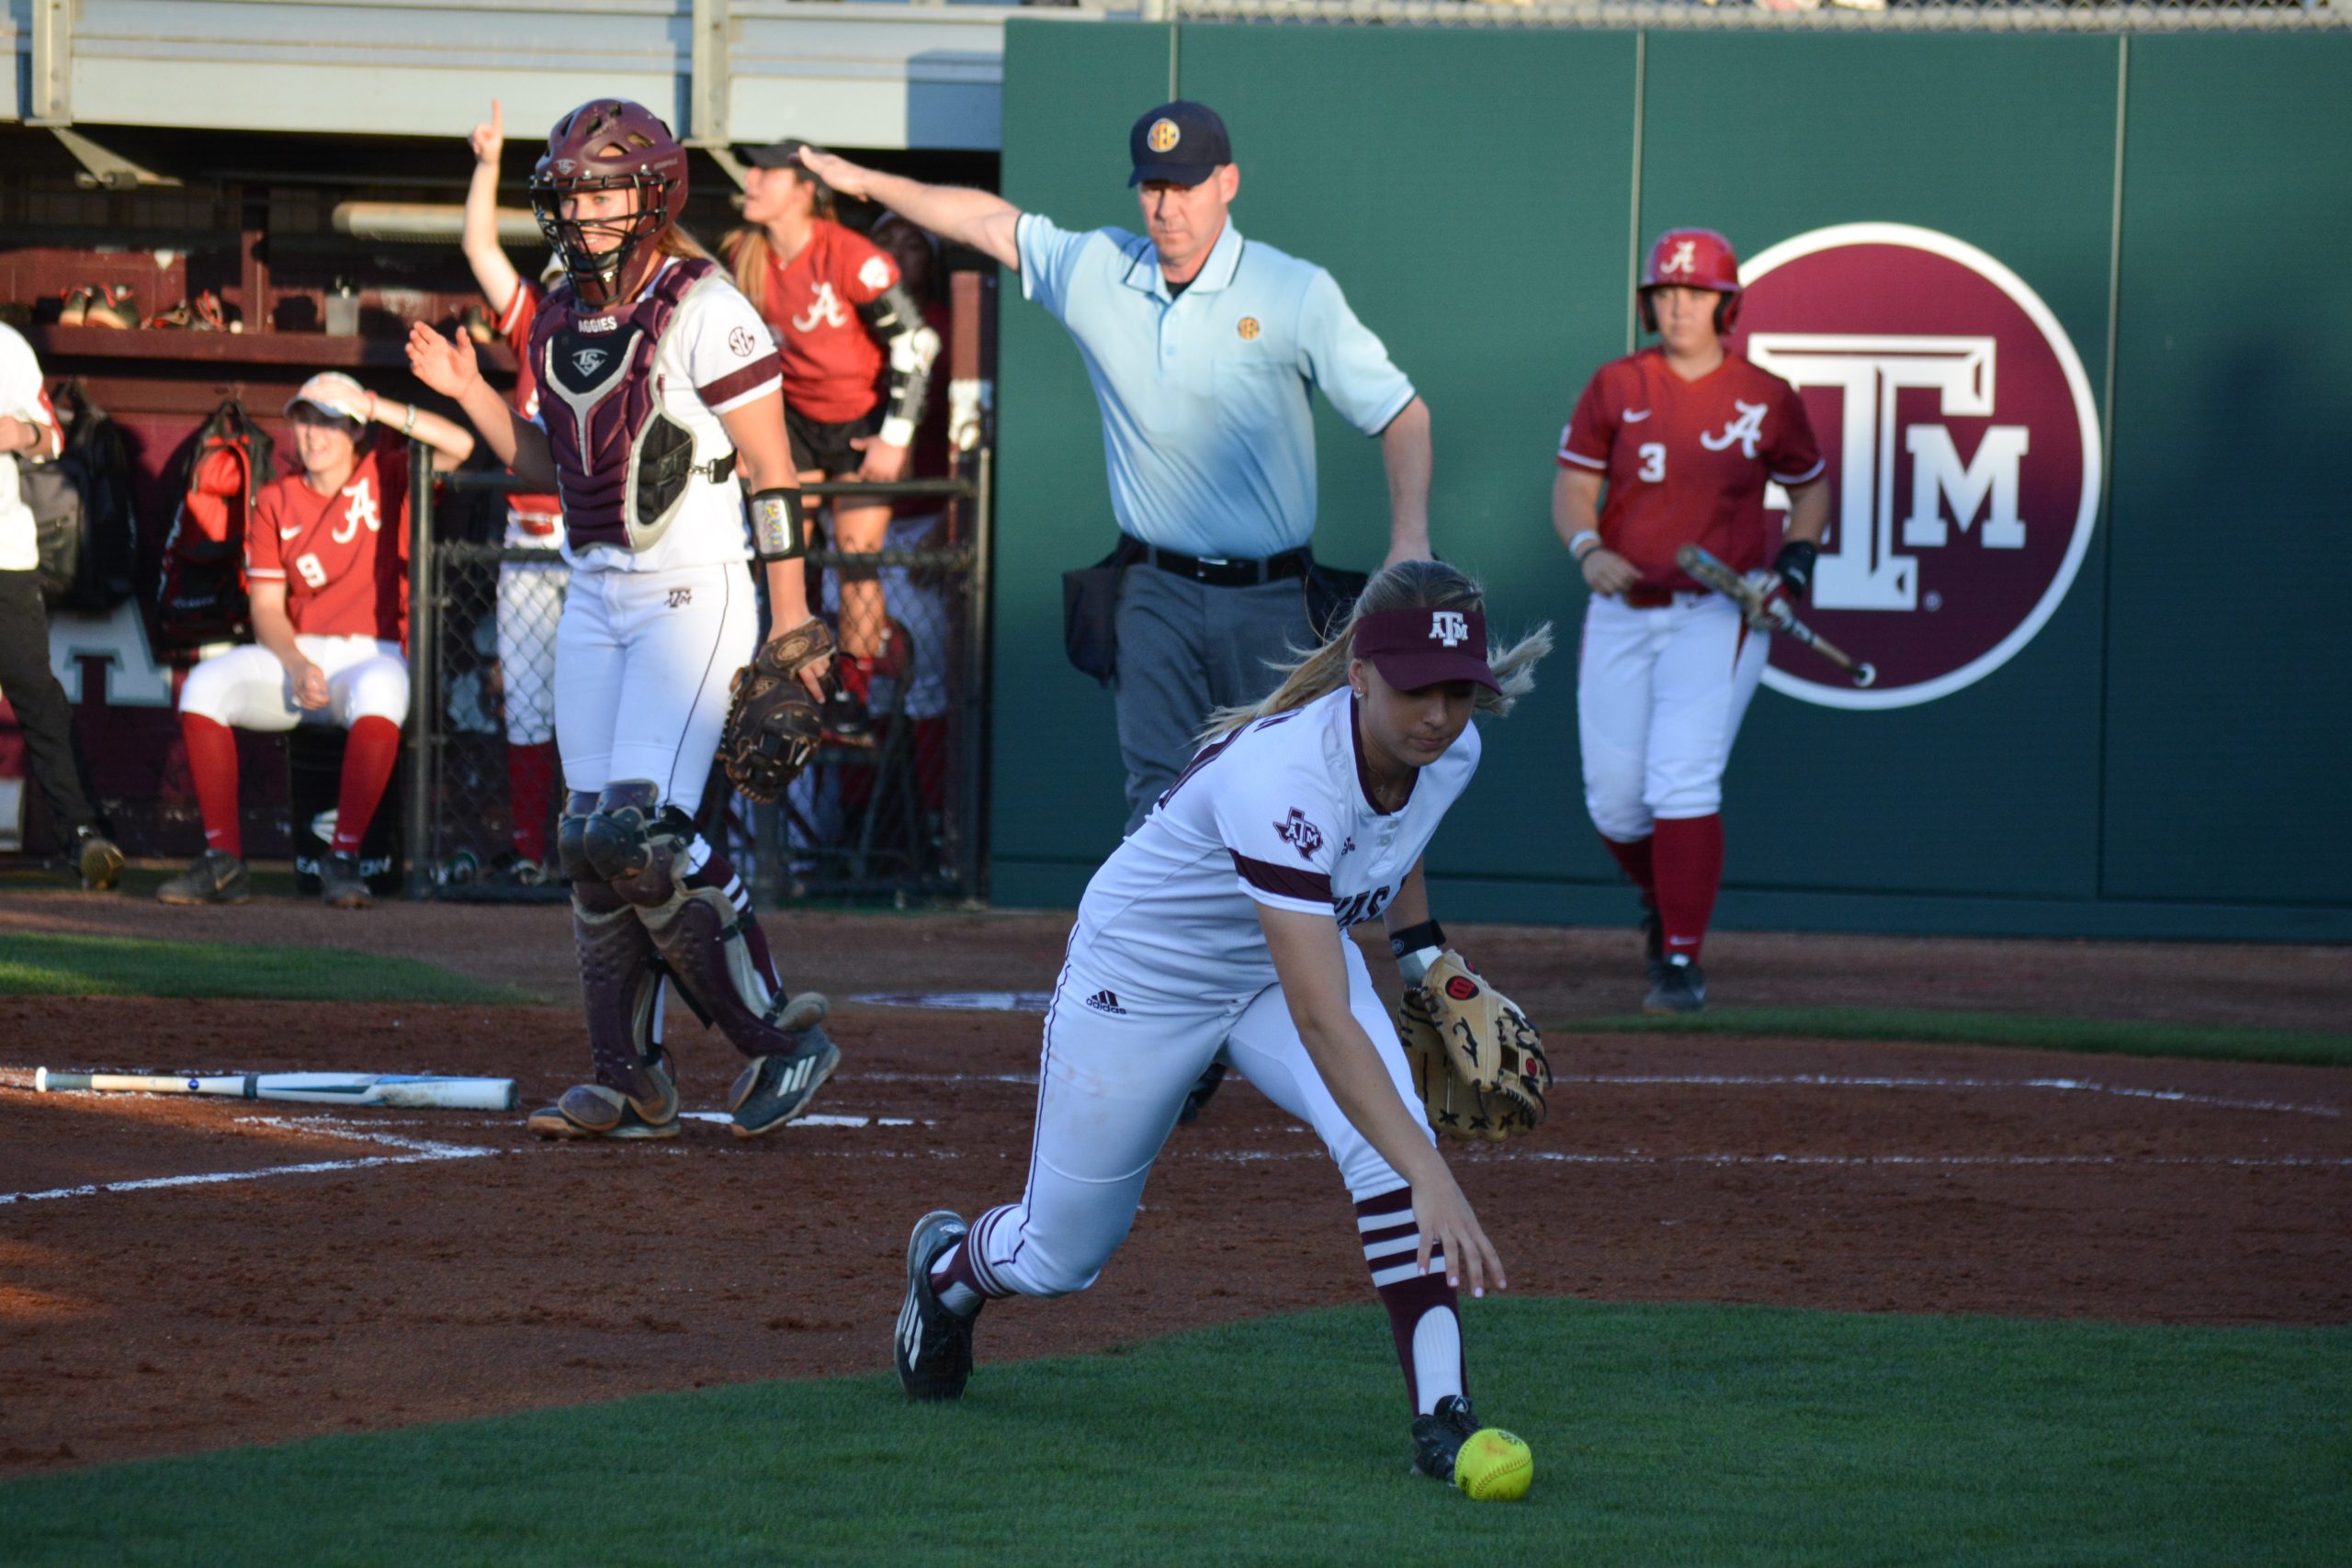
[408,99,842,1140]
[1552,229,1828,1013]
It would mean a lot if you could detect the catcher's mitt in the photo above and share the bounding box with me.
[1396,952,1548,1143]
[718,619,834,804]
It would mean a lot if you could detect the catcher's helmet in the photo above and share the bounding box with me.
[1638,228,1741,334]
[530,100,690,308]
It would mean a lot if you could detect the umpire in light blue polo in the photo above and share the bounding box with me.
[799,105,1435,829]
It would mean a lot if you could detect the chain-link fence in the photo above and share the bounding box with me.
[404,448,990,908]
[1152,0,2340,28]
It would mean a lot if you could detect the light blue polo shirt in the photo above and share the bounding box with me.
[1016,213,1415,560]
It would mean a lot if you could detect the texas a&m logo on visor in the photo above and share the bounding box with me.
[1736,223,2102,709]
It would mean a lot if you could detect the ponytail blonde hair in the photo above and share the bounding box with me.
[1201,558,1554,744]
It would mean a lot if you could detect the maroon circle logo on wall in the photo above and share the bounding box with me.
[1736,224,2103,709]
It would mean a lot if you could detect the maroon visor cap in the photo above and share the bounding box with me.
[1351,606,1499,694]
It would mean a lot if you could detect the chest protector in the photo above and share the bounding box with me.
[529,259,732,554]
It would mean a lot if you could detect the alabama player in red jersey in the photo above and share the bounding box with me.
[461,98,569,884]
[892,559,1555,1494]
[156,372,475,908]
[1553,229,1828,1013]
[723,141,938,736]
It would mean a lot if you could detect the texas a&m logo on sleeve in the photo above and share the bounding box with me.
[1736,223,2102,710]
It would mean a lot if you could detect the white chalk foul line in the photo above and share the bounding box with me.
[0,1121,494,1205]
[1563,1073,2343,1119]
[1179,1149,2352,1169]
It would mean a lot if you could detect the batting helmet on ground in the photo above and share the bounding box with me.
[1638,228,1742,334]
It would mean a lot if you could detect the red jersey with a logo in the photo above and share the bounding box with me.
[493,283,563,535]
[246,436,411,640]
[759,219,899,423]
[1557,347,1824,589]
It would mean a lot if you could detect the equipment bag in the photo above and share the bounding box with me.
[156,397,275,655]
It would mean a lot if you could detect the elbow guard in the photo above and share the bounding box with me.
[748,488,808,562]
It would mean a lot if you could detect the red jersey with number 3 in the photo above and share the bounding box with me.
[493,283,563,534]
[246,436,411,640]
[758,219,899,423]
[1557,347,1824,589]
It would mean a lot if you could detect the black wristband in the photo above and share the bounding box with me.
[748,487,808,562]
[1772,538,1817,594]
[1387,919,1446,959]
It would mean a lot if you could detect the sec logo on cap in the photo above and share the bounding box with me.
[1148,118,1182,153]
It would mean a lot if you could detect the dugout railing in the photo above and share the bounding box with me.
[403,445,994,909]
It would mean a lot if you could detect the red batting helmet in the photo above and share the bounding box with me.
[1638,228,1742,334]
[529,100,690,308]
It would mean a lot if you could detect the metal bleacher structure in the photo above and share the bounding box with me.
[3,0,1140,154]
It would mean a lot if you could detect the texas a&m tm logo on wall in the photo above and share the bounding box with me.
[1736,223,2102,709]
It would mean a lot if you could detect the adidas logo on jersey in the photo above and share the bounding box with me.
[1082,989,1126,1015]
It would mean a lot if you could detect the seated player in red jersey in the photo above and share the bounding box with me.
[156,372,474,908]
[1552,229,1829,1013]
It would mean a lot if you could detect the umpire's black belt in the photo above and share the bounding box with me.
[1136,542,1311,588]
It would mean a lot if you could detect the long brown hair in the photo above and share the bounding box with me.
[1201,558,1553,743]
[719,170,836,316]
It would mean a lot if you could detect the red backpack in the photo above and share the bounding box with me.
[156,398,274,657]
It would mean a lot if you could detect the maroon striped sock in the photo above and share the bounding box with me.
[1357,1187,1464,1416]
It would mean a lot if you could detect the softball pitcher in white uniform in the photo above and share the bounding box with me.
[894,559,1553,1489]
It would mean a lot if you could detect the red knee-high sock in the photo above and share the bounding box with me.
[330,717,402,855]
[507,741,558,863]
[1358,1187,1464,1416]
[1651,813,1724,963]
[180,714,243,857]
[1600,832,1656,901]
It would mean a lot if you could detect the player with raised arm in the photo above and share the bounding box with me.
[1553,229,1828,1013]
[408,99,841,1140]
[457,99,570,885]
[891,559,1553,1497]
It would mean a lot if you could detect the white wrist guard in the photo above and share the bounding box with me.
[1397,945,1443,987]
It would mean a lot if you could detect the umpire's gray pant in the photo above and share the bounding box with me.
[1112,563,1312,835]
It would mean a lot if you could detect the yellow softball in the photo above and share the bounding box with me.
[1453,1427,1533,1501]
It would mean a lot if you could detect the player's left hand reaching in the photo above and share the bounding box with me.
[851,434,910,485]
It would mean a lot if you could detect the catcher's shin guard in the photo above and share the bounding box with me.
[556,790,598,883]
[580,779,662,882]
[526,879,680,1140]
[633,846,837,1135]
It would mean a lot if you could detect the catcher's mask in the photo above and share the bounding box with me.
[531,99,690,309]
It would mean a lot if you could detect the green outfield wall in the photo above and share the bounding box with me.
[986,24,2352,942]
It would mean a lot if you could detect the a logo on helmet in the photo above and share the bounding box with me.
[553,159,576,177]
[1661,240,1698,276]
[1430,611,1469,648]
[1736,222,2102,710]
[1148,118,1182,153]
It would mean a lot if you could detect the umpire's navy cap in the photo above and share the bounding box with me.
[1129,102,1231,187]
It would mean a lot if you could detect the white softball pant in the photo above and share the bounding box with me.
[964,936,1428,1300]
[178,636,408,732]
[497,557,568,747]
[1577,591,1769,841]
[555,560,757,816]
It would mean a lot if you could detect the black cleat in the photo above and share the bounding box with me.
[1644,954,1707,1015]
[156,849,250,906]
[895,1209,979,1401]
[1411,1394,1484,1481]
[320,852,373,909]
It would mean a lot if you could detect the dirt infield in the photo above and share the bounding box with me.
[2,890,2346,1474]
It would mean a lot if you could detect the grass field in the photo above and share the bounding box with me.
[4,1300,2345,1566]
[0,932,534,1005]
[1575,1007,2352,1068]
